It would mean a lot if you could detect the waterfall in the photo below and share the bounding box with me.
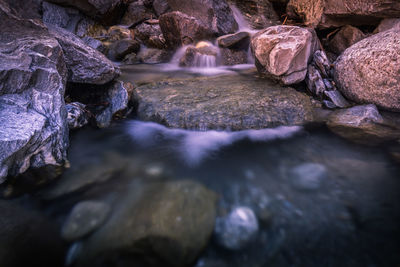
[230,4,258,34]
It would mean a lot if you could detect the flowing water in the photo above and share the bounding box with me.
[28,65,400,267]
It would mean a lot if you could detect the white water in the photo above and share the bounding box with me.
[230,5,258,34]
[126,121,302,166]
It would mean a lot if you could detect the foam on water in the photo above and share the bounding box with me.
[126,121,302,166]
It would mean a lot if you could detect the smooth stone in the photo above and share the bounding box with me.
[289,163,327,191]
[327,25,366,55]
[217,32,250,49]
[133,72,315,130]
[215,206,259,250]
[107,38,140,61]
[324,90,350,108]
[374,18,400,33]
[62,201,111,241]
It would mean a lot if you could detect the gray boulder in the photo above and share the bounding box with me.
[107,38,140,61]
[334,30,400,112]
[75,180,217,267]
[251,26,319,85]
[0,2,68,181]
[133,72,315,130]
[47,24,120,84]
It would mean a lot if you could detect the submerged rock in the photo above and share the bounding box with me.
[251,26,319,85]
[62,201,111,241]
[0,2,68,181]
[47,25,120,84]
[334,30,400,112]
[215,206,259,250]
[76,180,217,267]
[288,163,327,191]
[133,72,314,130]
[327,105,400,145]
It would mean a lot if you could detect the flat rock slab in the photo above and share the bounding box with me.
[133,73,314,130]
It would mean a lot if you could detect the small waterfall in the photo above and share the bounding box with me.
[230,5,257,34]
[193,53,217,68]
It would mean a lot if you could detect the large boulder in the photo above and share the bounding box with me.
[334,30,400,112]
[287,0,400,29]
[132,72,315,130]
[0,1,68,181]
[159,11,214,48]
[217,32,250,49]
[45,0,127,25]
[0,201,66,267]
[47,24,120,84]
[166,0,238,35]
[75,180,217,267]
[251,25,319,85]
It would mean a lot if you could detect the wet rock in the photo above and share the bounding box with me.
[47,24,120,84]
[306,64,326,98]
[251,26,319,85]
[133,72,314,130]
[62,201,111,241]
[153,0,170,16]
[166,0,238,35]
[137,48,171,64]
[0,201,66,267]
[76,180,217,267]
[215,206,259,250]
[328,25,366,55]
[135,22,166,49]
[159,11,213,48]
[66,102,89,129]
[220,48,248,66]
[0,2,68,181]
[229,0,281,29]
[324,90,350,109]
[179,44,219,67]
[374,18,400,33]
[107,38,140,61]
[81,36,106,53]
[327,105,400,145]
[121,0,155,27]
[334,30,400,112]
[46,0,127,25]
[287,0,400,29]
[217,32,250,49]
[289,163,327,191]
[107,25,133,42]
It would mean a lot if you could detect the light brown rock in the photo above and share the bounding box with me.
[328,25,366,55]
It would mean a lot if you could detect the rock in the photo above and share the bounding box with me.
[334,30,400,112]
[166,0,238,35]
[327,25,366,55]
[153,0,170,16]
[374,18,400,33]
[4,0,42,19]
[0,201,66,266]
[217,31,250,49]
[62,201,111,241]
[288,163,327,191]
[251,26,319,85]
[179,44,219,67]
[312,50,331,78]
[106,25,133,42]
[133,72,314,130]
[47,24,120,84]
[228,0,280,29]
[121,0,155,27]
[0,2,68,181]
[107,38,140,61]
[327,105,400,145]
[66,102,89,129]
[137,48,171,64]
[159,11,214,48]
[135,22,166,49]
[324,90,350,108]
[67,81,130,128]
[287,0,400,29]
[306,64,326,98]
[75,180,217,267]
[219,48,248,66]
[46,0,127,25]
[215,206,259,250]
[82,36,106,53]
[122,53,138,64]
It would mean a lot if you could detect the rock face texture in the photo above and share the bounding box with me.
[76,180,217,267]
[327,25,366,55]
[0,2,69,181]
[159,11,213,48]
[334,30,400,112]
[133,73,314,130]
[287,0,400,29]
[46,0,126,25]
[374,18,400,33]
[251,26,319,85]
[166,0,238,35]
[47,24,120,84]
[121,0,155,26]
